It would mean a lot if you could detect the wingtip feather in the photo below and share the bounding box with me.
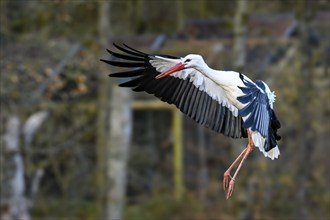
[106,48,114,55]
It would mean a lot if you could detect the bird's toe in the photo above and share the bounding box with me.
[226,180,235,199]
[223,171,232,191]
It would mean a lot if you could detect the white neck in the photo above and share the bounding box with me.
[195,63,235,86]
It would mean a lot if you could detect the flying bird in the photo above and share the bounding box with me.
[101,44,281,199]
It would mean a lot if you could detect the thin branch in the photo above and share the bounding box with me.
[33,43,81,101]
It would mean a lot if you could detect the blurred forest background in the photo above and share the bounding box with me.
[0,0,329,220]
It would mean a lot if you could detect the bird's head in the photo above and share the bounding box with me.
[155,54,206,79]
[182,54,205,69]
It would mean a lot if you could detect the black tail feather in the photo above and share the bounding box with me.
[265,110,281,152]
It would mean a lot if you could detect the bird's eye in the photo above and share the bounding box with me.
[185,59,191,63]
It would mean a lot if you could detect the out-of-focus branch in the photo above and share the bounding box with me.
[23,111,49,146]
[29,169,44,203]
[33,43,81,101]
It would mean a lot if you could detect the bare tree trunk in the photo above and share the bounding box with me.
[172,110,184,200]
[135,0,145,33]
[97,1,111,217]
[107,87,132,220]
[197,126,208,205]
[98,1,133,218]
[100,1,133,218]
[233,0,248,72]
[176,0,184,31]
[295,1,314,219]
[1,112,48,220]
[198,0,206,17]
[2,116,30,220]
[23,111,48,206]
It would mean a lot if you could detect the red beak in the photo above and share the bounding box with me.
[155,63,186,79]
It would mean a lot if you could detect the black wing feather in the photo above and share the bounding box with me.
[113,43,149,58]
[110,68,145,78]
[106,49,146,62]
[100,59,146,68]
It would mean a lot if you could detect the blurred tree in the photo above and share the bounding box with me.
[176,0,184,31]
[2,111,48,220]
[107,86,132,220]
[198,0,206,17]
[97,0,111,218]
[233,0,248,72]
[135,0,146,34]
[2,116,29,220]
[295,1,316,219]
[100,2,133,220]
[173,110,184,200]
[196,125,208,205]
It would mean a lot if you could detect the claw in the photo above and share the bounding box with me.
[226,179,235,199]
[223,171,232,191]
[222,130,254,199]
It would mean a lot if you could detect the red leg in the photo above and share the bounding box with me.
[223,147,247,190]
[223,130,254,199]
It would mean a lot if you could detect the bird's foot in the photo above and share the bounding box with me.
[223,171,232,191]
[223,171,235,199]
[226,179,235,199]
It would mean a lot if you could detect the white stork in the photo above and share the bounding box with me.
[101,44,281,199]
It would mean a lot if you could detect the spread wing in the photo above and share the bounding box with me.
[101,44,247,138]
